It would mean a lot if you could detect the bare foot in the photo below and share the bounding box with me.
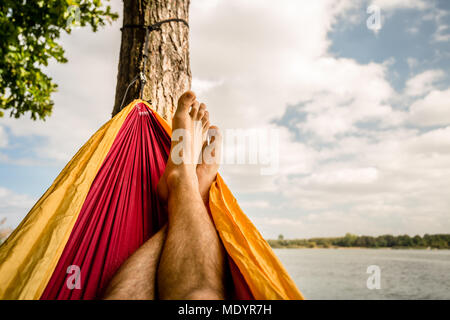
[197,126,222,205]
[157,91,210,201]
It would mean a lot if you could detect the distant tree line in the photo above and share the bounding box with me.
[268,233,450,249]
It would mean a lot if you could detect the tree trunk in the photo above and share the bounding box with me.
[112,0,191,120]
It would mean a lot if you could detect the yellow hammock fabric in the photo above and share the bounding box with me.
[0,100,303,300]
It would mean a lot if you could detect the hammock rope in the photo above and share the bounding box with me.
[119,18,190,110]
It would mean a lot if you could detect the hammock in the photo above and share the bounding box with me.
[0,100,303,300]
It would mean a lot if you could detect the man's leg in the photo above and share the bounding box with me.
[157,91,226,300]
[103,225,167,300]
[103,91,225,300]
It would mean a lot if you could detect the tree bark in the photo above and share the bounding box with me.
[112,0,191,120]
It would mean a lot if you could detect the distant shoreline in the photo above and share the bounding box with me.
[270,245,448,250]
[267,233,450,250]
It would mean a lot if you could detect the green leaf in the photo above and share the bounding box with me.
[0,0,118,120]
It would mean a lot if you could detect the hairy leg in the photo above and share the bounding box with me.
[103,91,224,300]
[103,225,167,300]
[157,92,226,300]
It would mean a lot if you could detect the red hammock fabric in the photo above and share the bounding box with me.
[40,103,252,299]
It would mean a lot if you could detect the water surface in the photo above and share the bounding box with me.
[274,248,450,299]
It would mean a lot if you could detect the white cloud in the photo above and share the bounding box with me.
[303,167,379,186]
[0,187,34,209]
[191,77,224,96]
[434,24,450,42]
[254,217,304,227]
[270,123,450,237]
[432,9,450,42]
[370,0,429,11]
[408,89,450,126]
[291,58,398,141]
[189,0,361,128]
[404,69,445,97]
[406,126,450,154]
[0,126,7,148]
[191,0,397,144]
[0,186,36,228]
[239,200,270,209]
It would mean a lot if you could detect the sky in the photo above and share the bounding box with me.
[0,0,449,238]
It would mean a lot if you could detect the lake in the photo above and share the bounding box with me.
[274,248,450,300]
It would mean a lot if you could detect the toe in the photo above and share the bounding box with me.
[177,91,196,114]
[189,100,200,118]
[208,126,222,157]
[203,120,210,133]
[196,103,207,121]
[201,109,210,142]
[201,110,209,128]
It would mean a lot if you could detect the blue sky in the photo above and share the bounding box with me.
[1,0,449,238]
[330,0,450,91]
